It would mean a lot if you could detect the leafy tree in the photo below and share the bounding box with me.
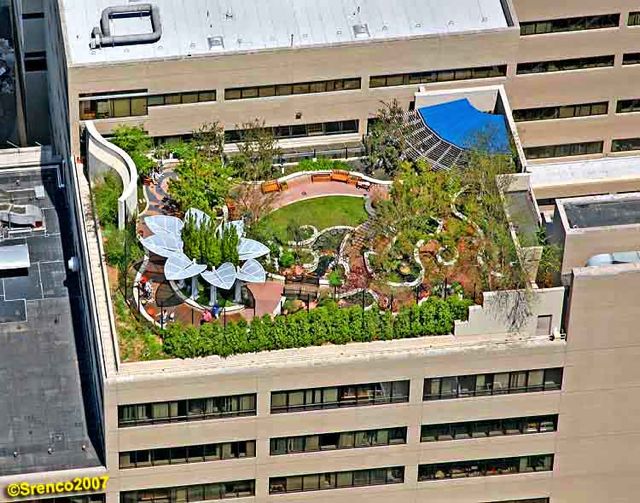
[192,121,226,165]
[363,99,409,177]
[168,156,235,215]
[231,119,282,181]
[279,250,295,268]
[93,171,122,227]
[110,125,155,178]
[182,217,240,268]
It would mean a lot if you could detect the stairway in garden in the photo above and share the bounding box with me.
[351,220,373,253]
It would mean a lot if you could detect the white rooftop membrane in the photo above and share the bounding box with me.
[60,0,510,65]
[164,252,207,280]
[140,232,184,258]
[236,258,267,283]
[238,238,270,261]
[201,262,237,289]
[145,215,183,237]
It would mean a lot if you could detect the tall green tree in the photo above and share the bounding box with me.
[363,99,409,177]
[231,119,281,181]
[111,125,156,178]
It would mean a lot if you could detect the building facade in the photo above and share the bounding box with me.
[4,1,640,503]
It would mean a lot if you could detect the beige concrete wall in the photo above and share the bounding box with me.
[104,340,565,503]
[551,262,640,502]
[66,28,519,154]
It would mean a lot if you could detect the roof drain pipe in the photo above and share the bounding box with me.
[90,4,162,49]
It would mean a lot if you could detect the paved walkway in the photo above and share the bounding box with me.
[272,178,371,210]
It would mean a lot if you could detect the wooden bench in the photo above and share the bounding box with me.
[330,170,350,183]
[347,175,360,186]
[261,180,282,194]
[311,173,332,183]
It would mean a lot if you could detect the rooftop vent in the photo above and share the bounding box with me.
[90,3,162,49]
[352,23,370,38]
[207,36,224,50]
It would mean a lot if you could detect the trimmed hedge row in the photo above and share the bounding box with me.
[163,296,472,359]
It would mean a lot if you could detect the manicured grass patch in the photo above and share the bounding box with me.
[163,296,473,359]
[262,196,367,238]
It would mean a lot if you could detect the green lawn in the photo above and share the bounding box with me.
[262,196,368,240]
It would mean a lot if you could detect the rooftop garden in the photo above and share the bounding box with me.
[88,101,557,362]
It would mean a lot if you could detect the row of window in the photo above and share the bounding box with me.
[79,90,217,120]
[224,119,359,143]
[520,13,620,36]
[118,393,256,427]
[270,380,410,413]
[517,55,614,75]
[269,466,404,494]
[423,368,563,400]
[488,500,548,503]
[513,102,608,122]
[120,369,566,427]
[418,454,554,481]
[119,441,255,469]
[369,64,507,88]
[120,481,255,503]
[225,77,361,100]
[118,458,554,501]
[524,141,604,160]
[421,415,558,442]
[271,426,407,455]
[119,414,558,468]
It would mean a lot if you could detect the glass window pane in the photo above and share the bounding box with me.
[187,486,204,502]
[322,388,338,405]
[152,403,169,420]
[320,473,336,489]
[303,474,320,491]
[258,86,276,97]
[286,476,302,492]
[181,93,198,104]
[275,84,293,96]
[309,82,326,93]
[338,432,354,448]
[225,89,241,100]
[440,377,458,398]
[510,371,528,392]
[204,443,220,460]
[164,94,181,105]
[198,91,215,102]
[271,392,287,410]
[152,448,170,466]
[544,368,563,389]
[292,83,310,94]
[112,98,131,117]
[336,472,353,488]
[353,470,370,486]
[147,95,164,106]
[493,373,509,394]
[241,87,258,99]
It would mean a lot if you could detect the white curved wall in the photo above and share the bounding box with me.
[85,121,138,229]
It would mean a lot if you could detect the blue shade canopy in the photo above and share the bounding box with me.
[417,98,510,154]
[201,263,237,290]
[141,233,183,258]
[165,252,207,281]
[236,258,266,283]
[145,215,184,237]
[238,238,270,261]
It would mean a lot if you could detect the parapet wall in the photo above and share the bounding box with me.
[84,121,137,229]
[455,286,565,338]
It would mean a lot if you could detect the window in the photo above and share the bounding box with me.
[224,119,359,144]
[118,394,256,427]
[536,315,553,336]
[120,481,255,502]
[24,51,47,72]
[513,102,608,122]
[29,498,106,503]
[612,138,640,152]
[524,141,603,159]
[423,368,563,400]
[269,467,404,494]
[629,11,640,26]
[623,53,640,66]
[418,455,554,481]
[370,64,506,88]
[271,426,407,455]
[517,55,614,75]
[520,14,619,36]
[421,415,558,442]
[617,99,640,113]
[120,441,255,468]
[271,380,409,413]
[225,77,361,100]
[79,89,216,120]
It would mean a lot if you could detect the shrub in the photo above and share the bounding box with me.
[279,250,295,268]
[103,224,143,269]
[93,171,122,227]
[110,125,155,178]
[162,296,473,359]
